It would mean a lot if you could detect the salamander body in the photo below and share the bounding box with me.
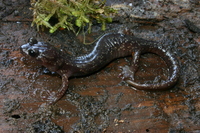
[20,33,179,104]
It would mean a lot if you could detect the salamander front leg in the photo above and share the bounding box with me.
[119,50,141,80]
[46,74,69,105]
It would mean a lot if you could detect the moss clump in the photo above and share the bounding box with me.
[30,0,116,34]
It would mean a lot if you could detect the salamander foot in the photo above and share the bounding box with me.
[119,65,135,80]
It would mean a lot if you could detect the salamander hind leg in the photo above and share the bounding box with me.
[119,51,141,80]
[120,47,179,90]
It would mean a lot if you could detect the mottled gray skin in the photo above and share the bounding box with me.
[20,33,179,104]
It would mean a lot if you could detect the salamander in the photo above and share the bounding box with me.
[20,33,179,104]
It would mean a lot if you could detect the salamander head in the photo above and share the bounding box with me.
[20,38,63,72]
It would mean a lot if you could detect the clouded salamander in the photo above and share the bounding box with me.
[20,33,179,104]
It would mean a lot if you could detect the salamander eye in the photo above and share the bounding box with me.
[28,37,38,46]
[28,49,39,57]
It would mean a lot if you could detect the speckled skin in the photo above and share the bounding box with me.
[20,33,179,104]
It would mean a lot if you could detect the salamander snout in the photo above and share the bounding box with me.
[20,38,64,72]
[20,38,49,60]
[20,38,38,57]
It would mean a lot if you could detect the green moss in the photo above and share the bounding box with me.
[30,0,116,34]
